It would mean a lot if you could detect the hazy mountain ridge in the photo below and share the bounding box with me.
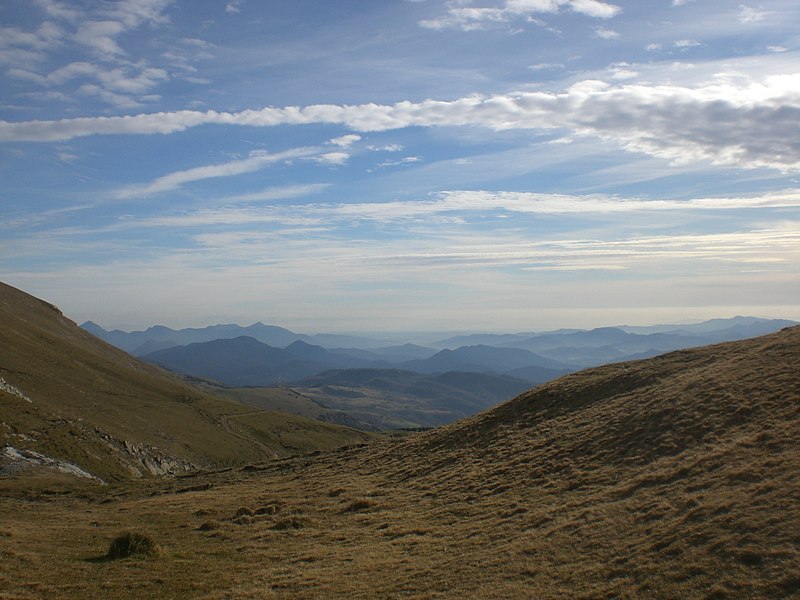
[142,336,575,387]
[81,321,393,356]
[402,344,572,375]
[142,336,392,387]
[81,320,311,356]
[84,316,796,371]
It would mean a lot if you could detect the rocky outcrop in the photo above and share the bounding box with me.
[94,429,199,477]
[1,445,104,482]
[0,377,31,403]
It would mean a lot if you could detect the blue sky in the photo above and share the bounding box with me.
[1,0,799,333]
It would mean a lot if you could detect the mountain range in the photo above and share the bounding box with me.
[141,335,572,388]
[80,320,392,356]
[82,317,795,429]
[84,315,796,371]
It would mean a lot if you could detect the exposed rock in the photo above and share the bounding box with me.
[1,445,104,482]
[91,428,199,477]
[0,377,32,403]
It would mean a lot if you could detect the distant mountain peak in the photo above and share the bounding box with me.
[80,320,105,333]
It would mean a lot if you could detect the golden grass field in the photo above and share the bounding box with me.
[2,315,799,598]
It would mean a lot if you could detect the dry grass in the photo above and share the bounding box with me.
[1,327,799,598]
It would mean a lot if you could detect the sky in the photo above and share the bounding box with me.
[1,0,799,334]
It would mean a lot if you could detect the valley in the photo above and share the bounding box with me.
[86,313,795,432]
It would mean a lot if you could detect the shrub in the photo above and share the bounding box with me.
[106,531,161,559]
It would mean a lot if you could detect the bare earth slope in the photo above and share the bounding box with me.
[1,322,798,598]
[0,282,370,482]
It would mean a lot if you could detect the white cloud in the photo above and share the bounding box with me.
[419,0,620,31]
[313,151,352,166]
[74,20,127,56]
[77,83,144,109]
[738,5,771,24]
[223,183,331,204]
[100,0,173,29]
[33,0,82,22]
[42,213,796,316]
[594,26,619,39]
[646,43,662,51]
[57,150,78,162]
[371,156,423,171]
[568,0,620,19]
[5,73,800,172]
[529,62,563,71]
[368,144,404,152]
[329,134,361,147]
[0,22,66,67]
[420,7,508,31]
[5,0,175,106]
[8,61,168,100]
[116,147,319,198]
[674,39,701,48]
[125,188,800,228]
[609,63,638,80]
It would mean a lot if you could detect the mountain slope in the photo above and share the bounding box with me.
[0,283,370,481]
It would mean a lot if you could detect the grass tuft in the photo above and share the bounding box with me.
[342,498,376,513]
[106,531,161,560]
[272,517,305,530]
[254,504,280,516]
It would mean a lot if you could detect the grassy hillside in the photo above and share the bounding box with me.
[1,314,797,597]
[0,282,370,481]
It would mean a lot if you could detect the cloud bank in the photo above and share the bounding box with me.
[3,75,799,171]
